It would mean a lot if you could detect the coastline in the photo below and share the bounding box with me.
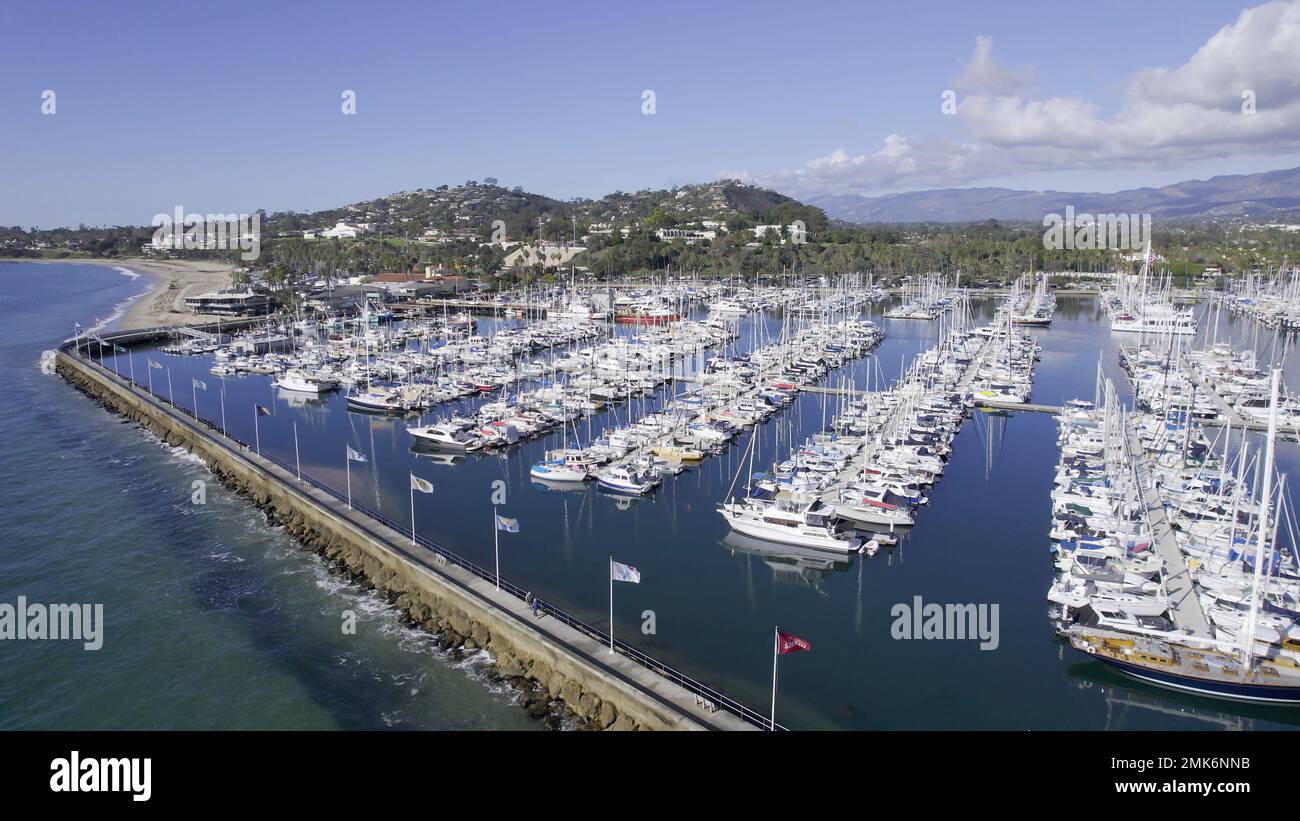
[1,257,237,330]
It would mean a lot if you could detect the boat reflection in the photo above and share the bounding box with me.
[276,388,328,409]
[530,477,591,494]
[721,530,853,589]
[409,440,471,464]
[410,449,465,467]
[1066,660,1300,729]
[596,486,655,510]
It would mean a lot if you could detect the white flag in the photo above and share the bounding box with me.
[347,446,368,463]
[410,473,433,494]
[610,559,640,584]
[192,378,207,390]
[148,359,163,369]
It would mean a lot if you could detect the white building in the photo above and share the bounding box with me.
[321,221,369,239]
[655,228,716,243]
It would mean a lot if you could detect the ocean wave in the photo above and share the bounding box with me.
[87,266,154,333]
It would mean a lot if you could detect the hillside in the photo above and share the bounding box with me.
[264,179,806,241]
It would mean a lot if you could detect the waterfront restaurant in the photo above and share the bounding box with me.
[183,288,274,316]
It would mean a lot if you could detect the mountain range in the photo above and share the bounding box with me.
[807,166,1300,224]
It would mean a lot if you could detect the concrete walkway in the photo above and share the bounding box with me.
[1124,423,1213,639]
[63,346,761,731]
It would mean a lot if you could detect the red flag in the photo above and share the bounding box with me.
[778,632,811,655]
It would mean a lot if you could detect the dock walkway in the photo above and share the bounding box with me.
[820,333,997,511]
[60,340,763,730]
[1123,423,1213,639]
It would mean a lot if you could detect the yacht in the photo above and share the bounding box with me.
[274,369,339,394]
[719,492,863,553]
[406,418,484,452]
[346,386,409,414]
[596,465,661,495]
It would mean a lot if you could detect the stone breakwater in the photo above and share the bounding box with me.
[57,350,722,731]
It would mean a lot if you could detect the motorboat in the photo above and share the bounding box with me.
[274,369,339,394]
[406,418,484,452]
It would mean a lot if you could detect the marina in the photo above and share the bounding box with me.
[44,262,1300,730]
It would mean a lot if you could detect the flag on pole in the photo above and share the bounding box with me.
[610,560,640,584]
[148,359,163,369]
[410,474,433,493]
[495,514,520,533]
[113,344,128,353]
[255,405,272,416]
[192,378,207,390]
[347,446,368,462]
[777,632,811,655]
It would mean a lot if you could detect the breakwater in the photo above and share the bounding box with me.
[56,334,760,731]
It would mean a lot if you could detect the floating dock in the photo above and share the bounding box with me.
[1123,423,1213,639]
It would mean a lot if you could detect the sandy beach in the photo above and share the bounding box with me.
[7,257,238,330]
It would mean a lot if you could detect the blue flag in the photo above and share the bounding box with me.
[495,515,519,533]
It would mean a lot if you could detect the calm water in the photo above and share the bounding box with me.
[0,262,539,730]
[8,262,1300,730]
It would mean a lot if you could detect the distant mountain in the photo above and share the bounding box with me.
[807,167,1300,223]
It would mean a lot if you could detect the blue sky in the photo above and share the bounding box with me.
[1,0,1297,226]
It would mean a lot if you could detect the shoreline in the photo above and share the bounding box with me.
[2,256,237,330]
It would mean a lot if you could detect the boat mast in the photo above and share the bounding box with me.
[1243,367,1281,669]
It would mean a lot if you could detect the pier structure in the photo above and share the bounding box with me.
[821,331,999,514]
[1122,422,1214,639]
[609,333,884,473]
[57,324,767,731]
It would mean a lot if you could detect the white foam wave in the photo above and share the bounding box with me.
[85,266,154,334]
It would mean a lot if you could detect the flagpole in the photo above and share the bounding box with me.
[771,626,779,732]
[609,555,615,654]
[219,382,226,434]
[167,368,174,405]
[192,380,198,420]
[293,421,301,480]
[494,506,500,590]
[127,349,134,384]
[254,406,261,456]
[346,447,352,509]
[147,362,153,395]
[409,478,416,545]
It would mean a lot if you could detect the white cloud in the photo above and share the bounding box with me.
[951,35,1035,95]
[767,1,1300,198]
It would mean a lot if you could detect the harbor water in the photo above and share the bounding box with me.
[0,262,539,730]
[8,261,1300,730]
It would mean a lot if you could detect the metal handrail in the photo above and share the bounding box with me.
[63,345,783,731]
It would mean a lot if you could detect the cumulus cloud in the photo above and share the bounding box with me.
[766,1,1300,198]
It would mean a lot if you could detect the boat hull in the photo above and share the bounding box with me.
[721,508,862,553]
[1093,655,1300,704]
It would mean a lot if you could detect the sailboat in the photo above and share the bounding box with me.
[1063,369,1300,702]
[530,419,594,482]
